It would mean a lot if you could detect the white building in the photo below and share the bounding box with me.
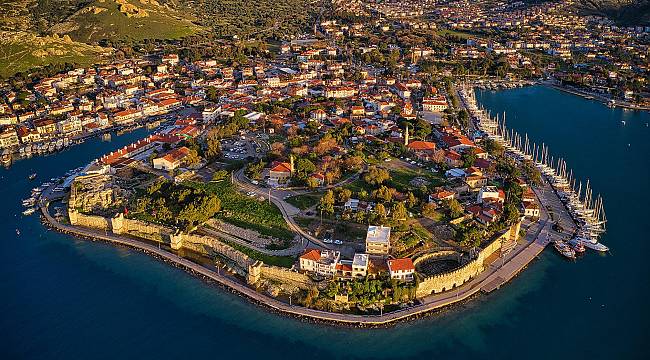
[352,253,369,277]
[387,258,415,281]
[365,225,391,255]
[299,249,341,276]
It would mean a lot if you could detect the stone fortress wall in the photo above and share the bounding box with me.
[111,213,173,243]
[68,210,305,287]
[416,220,521,297]
[68,210,112,230]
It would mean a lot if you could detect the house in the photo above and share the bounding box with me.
[407,140,436,160]
[152,146,191,170]
[387,258,415,281]
[344,198,360,211]
[310,109,327,122]
[523,202,540,218]
[365,225,391,255]
[0,126,19,148]
[477,186,505,204]
[422,97,448,112]
[268,160,293,186]
[429,189,455,203]
[352,253,369,277]
[33,118,58,136]
[299,249,341,276]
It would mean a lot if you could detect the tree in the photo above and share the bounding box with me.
[392,202,408,222]
[483,138,504,157]
[422,202,439,220]
[294,158,316,180]
[344,155,364,172]
[372,185,393,202]
[374,203,387,221]
[205,128,222,161]
[337,188,352,203]
[306,177,320,189]
[270,142,285,157]
[461,150,477,168]
[319,190,335,214]
[363,166,390,186]
[407,192,418,208]
[460,225,482,248]
[447,198,464,218]
[185,148,201,167]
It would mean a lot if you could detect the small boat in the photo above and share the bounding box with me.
[621,120,626,125]
[28,173,37,180]
[22,208,36,216]
[553,239,576,259]
[1,154,11,166]
[15,229,20,236]
[571,240,586,254]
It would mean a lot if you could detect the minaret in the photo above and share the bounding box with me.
[404,126,410,146]
[289,154,294,173]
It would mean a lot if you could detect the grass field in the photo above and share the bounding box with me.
[187,181,294,241]
[389,167,444,192]
[285,193,321,210]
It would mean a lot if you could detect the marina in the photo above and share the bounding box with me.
[459,84,610,257]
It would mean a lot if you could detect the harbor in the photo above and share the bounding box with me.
[459,83,609,259]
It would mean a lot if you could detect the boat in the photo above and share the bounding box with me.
[1,154,11,166]
[571,240,586,254]
[569,238,609,252]
[553,239,576,259]
[22,208,36,216]
[28,173,37,180]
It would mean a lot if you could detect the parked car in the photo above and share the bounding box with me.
[334,239,343,245]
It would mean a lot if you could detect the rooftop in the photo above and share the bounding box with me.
[366,225,391,244]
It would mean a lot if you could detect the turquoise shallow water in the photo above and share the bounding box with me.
[1,86,648,359]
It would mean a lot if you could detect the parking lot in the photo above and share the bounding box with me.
[221,137,258,161]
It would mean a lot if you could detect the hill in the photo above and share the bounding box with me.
[50,0,202,43]
[0,0,202,77]
[575,0,650,26]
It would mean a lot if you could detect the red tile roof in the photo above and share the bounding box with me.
[388,258,414,272]
[408,140,436,151]
[300,249,321,261]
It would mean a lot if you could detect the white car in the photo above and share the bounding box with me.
[334,240,343,245]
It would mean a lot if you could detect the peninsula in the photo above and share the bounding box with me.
[7,0,626,326]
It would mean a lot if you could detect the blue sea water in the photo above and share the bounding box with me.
[1,86,648,359]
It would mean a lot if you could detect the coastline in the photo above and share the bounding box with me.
[38,176,558,327]
[544,83,650,112]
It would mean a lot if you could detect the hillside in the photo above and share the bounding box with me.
[182,0,321,39]
[50,0,202,43]
[575,0,650,26]
[0,0,202,77]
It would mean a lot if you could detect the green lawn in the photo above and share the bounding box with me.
[389,168,444,192]
[285,193,321,210]
[186,181,294,241]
